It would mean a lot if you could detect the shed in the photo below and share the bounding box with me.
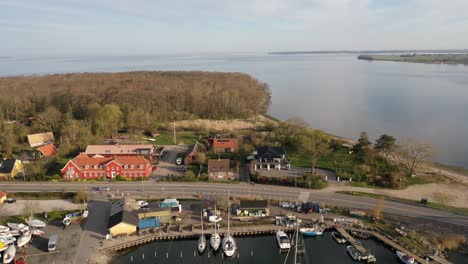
[108,210,138,237]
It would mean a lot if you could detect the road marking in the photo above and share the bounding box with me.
[298,192,310,202]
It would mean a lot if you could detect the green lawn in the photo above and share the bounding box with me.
[154,131,201,145]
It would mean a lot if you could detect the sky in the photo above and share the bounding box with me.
[1,0,468,56]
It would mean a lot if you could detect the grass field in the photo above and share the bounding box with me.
[155,131,201,145]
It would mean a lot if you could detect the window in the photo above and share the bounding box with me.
[129,172,133,177]
[131,165,135,169]
[124,165,128,169]
[139,164,144,169]
[85,165,89,169]
[112,166,115,170]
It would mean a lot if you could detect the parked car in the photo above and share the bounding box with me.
[152,166,158,171]
[175,157,183,165]
[137,200,149,207]
[177,165,187,171]
[48,235,58,252]
[4,198,16,204]
[98,186,110,191]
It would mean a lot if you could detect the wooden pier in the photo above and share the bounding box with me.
[101,224,294,252]
[335,227,369,256]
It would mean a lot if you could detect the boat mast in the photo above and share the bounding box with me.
[294,220,299,264]
[227,193,230,235]
[201,211,204,235]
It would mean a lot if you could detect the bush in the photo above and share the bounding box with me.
[51,174,62,181]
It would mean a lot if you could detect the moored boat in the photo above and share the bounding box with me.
[0,237,16,245]
[347,245,362,261]
[197,211,206,254]
[276,230,291,250]
[17,234,32,247]
[26,219,46,229]
[299,224,323,236]
[331,231,347,244]
[222,195,237,257]
[0,226,9,233]
[351,231,370,240]
[30,229,45,237]
[3,244,16,263]
[396,250,417,264]
[0,232,12,238]
[210,228,221,251]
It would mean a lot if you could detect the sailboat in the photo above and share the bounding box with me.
[222,196,237,257]
[210,206,221,251]
[197,211,206,254]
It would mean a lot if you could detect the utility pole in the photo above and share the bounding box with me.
[173,121,177,144]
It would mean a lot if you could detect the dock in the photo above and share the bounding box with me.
[335,227,369,256]
[101,224,294,252]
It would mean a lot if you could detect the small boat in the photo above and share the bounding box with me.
[276,230,291,250]
[395,228,407,237]
[8,230,20,237]
[299,224,323,236]
[365,254,377,263]
[3,244,16,263]
[6,224,19,230]
[26,219,46,228]
[222,195,237,258]
[0,232,12,238]
[197,212,206,254]
[210,229,221,251]
[0,237,16,245]
[396,251,417,264]
[30,229,45,237]
[331,231,347,244]
[17,234,32,247]
[351,231,370,240]
[0,226,9,233]
[347,245,362,261]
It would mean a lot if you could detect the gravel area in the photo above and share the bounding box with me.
[0,199,83,216]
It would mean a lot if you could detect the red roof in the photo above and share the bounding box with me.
[69,153,150,172]
[0,191,7,198]
[38,143,57,157]
[213,138,238,149]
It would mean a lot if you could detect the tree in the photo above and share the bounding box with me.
[300,131,330,175]
[375,134,396,162]
[352,132,373,162]
[399,139,432,177]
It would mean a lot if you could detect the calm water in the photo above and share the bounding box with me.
[119,232,401,264]
[1,53,468,167]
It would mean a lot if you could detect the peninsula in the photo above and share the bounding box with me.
[358,53,468,65]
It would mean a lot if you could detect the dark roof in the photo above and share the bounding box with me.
[240,200,268,209]
[185,141,205,157]
[0,160,17,174]
[254,146,287,159]
[108,210,138,229]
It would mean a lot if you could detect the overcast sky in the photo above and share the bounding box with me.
[1,0,468,55]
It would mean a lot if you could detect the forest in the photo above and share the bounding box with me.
[0,71,271,159]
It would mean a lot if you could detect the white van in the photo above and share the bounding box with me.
[48,235,58,252]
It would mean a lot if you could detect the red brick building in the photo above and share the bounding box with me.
[60,153,151,180]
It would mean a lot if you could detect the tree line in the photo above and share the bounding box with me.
[0,71,271,158]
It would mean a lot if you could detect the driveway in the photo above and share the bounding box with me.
[0,199,83,216]
[152,145,190,179]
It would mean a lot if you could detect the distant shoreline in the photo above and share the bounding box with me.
[357,54,468,65]
[268,49,468,55]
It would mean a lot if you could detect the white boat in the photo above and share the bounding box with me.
[2,245,16,263]
[276,230,291,250]
[299,224,323,236]
[17,234,32,247]
[395,228,408,237]
[222,196,237,258]
[0,237,16,245]
[0,232,12,238]
[396,251,417,264]
[197,211,206,254]
[332,231,347,244]
[209,206,221,251]
[27,219,47,228]
[347,245,362,261]
[7,223,28,234]
[31,229,45,236]
[8,230,20,237]
[0,226,9,233]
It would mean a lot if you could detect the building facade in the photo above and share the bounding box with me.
[253,146,290,171]
[60,153,151,180]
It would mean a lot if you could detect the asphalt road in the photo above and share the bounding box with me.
[2,182,467,229]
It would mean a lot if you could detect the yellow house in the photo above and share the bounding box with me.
[0,192,6,204]
[108,210,138,237]
[0,160,24,179]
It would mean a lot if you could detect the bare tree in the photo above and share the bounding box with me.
[300,131,330,175]
[399,139,432,177]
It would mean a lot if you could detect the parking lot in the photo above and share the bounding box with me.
[152,145,190,180]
